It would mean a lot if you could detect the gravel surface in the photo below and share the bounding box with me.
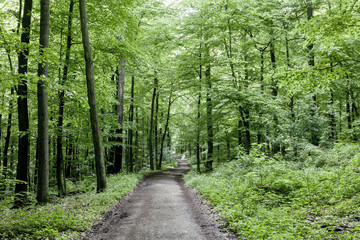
[83,156,237,240]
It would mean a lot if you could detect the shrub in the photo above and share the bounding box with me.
[185,144,360,239]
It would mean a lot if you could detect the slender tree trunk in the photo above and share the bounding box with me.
[226,132,231,160]
[128,76,135,172]
[329,64,336,141]
[148,77,158,170]
[158,91,172,170]
[79,0,106,192]
[306,0,320,146]
[140,114,145,169]
[134,107,139,172]
[36,0,50,204]
[269,31,280,153]
[0,34,15,190]
[196,61,202,173]
[330,90,336,140]
[205,47,213,172]
[307,0,315,68]
[239,107,251,154]
[257,50,265,144]
[238,109,243,146]
[2,88,14,185]
[114,61,125,173]
[154,88,159,170]
[346,90,352,131]
[14,0,33,208]
[270,34,277,97]
[57,0,74,197]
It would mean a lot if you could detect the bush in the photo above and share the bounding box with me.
[184,144,360,239]
[0,173,144,239]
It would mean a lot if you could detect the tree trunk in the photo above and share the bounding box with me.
[307,0,315,68]
[270,34,277,97]
[128,76,135,172]
[307,0,320,146]
[2,88,14,187]
[134,107,139,172]
[270,31,280,153]
[57,0,74,197]
[257,50,265,145]
[0,37,15,190]
[114,61,125,173]
[205,48,213,172]
[79,0,106,192]
[140,114,145,170]
[196,47,202,173]
[239,108,251,154]
[329,64,336,141]
[158,91,172,170]
[330,91,336,140]
[36,0,51,204]
[148,77,158,170]
[346,89,352,131]
[14,0,33,208]
[154,87,159,170]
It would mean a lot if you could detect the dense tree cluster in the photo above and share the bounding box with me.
[0,0,359,206]
[172,0,360,171]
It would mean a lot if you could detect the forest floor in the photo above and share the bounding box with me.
[82,156,237,240]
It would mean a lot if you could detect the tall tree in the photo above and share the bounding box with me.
[114,61,125,173]
[79,0,106,192]
[14,0,33,207]
[158,90,172,170]
[148,76,158,170]
[128,75,135,172]
[205,44,213,172]
[154,86,159,169]
[196,48,202,173]
[57,0,75,197]
[36,0,51,204]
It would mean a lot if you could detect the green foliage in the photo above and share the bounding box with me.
[185,145,360,239]
[0,173,143,239]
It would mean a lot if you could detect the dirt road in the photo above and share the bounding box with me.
[83,156,236,240]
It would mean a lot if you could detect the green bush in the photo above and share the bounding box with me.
[185,144,360,239]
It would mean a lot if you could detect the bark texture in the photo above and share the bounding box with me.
[149,77,158,170]
[205,48,213,172]
[57,0,74,196]
[79,0,106,192]
[14,0,33,207]
[114,61,125,173]
[36,0,51,204]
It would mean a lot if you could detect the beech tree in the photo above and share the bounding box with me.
[79,0,106,192]
[14,0,33,207]
[36,0,51,204]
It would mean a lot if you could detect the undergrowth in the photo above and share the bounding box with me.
[184,143,360,239]
[0,149,177,239]
[0,172,144,239]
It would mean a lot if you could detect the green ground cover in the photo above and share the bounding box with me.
[0,150,177,239]
[184,144,360,239]
[0,173,143,239]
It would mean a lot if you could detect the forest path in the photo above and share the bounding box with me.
[83,156,236,240]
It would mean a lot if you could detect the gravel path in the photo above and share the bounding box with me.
[83,156,236,240]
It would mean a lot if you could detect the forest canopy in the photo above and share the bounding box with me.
[1,0,360,238]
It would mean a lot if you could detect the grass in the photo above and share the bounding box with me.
[0,172,143,239]
[184,143,360,239]
[0,152,177,239]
